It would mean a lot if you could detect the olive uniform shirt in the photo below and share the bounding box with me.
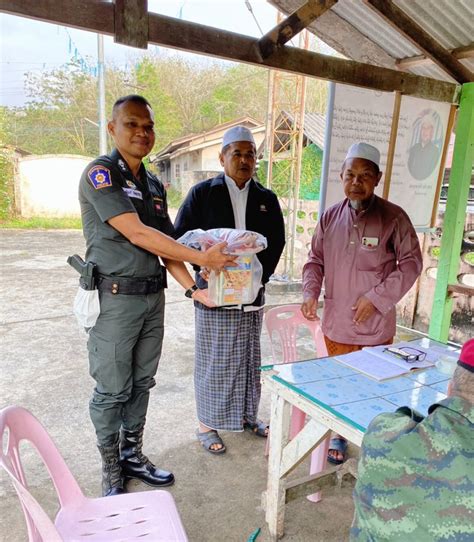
[79,148,173,277]
[351,396,474,542]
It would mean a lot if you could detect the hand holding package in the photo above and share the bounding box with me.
[177,228,268,305]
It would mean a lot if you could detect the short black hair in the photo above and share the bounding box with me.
[112,95,151,116]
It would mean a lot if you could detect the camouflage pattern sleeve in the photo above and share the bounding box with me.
[350,398,474,542]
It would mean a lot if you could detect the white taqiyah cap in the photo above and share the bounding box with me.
[344,142,380,168]
[222,125,256,148]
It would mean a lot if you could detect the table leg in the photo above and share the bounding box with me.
[266,392,291,540]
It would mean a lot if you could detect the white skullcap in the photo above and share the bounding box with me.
[344,142,380,168]
[420,114,434,127]
[222,125,256,148]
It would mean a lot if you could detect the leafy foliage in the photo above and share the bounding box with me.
[257,144,322,200]
[0,108,15,220]
[2,53,326,163]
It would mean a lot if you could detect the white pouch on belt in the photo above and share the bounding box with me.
[73,286,100,328]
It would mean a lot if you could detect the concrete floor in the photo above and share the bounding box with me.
[0,229,356,542]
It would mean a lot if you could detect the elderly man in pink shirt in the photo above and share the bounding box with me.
[301,142,423,464]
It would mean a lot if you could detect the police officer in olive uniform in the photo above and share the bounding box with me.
[79,95,235,496]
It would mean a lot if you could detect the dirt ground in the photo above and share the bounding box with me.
[1,229,357,542]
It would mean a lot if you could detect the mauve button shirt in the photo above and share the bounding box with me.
[302,195,423,345]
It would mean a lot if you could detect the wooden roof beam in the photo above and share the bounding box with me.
[114,0,148,49]
[0,0,459,102]
[269,0,397,69]
[365,0,473,83]
[396,43,474,70]
[258,0,337,59]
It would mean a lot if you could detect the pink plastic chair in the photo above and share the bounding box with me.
[0,405,188,542]
[264,304,330,502]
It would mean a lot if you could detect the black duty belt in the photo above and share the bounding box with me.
[98,275,165,295]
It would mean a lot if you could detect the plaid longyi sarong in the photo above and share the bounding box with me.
[194,307,263,431]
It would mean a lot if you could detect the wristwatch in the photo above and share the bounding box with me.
[185,284,199,298]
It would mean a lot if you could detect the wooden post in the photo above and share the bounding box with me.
[430,104,457,227]
[266,393,291,540]
[428,83,474,342]
[114,0,148,49]
[383,90,401,199]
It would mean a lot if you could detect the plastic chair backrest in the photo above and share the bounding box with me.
[0,405,83,542]
[265,304,327,363]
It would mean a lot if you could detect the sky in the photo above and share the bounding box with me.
[0,0,288,107]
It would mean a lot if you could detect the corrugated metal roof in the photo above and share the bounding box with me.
[303,112,326,150]
[396,0,474,49]
[271,0,473,83]
[332,0,419,59]
[279,111,326,150]
[152,116,262,160]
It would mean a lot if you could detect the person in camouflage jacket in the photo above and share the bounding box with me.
[351,339,474,542]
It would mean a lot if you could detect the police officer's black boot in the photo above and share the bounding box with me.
[97,437,126,497]
[119,427,175,487]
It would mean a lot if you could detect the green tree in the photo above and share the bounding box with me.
[3,60,131,156]
[300,144,322,200]
[257,144,322,200]
[199,64,268,127]
[133,56,268,146]
[306,78,328,114]
[0,107,15,219]
[23,60,99,155]
[134,56,182,147]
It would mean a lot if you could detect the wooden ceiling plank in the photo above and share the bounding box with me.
[397,44,474,69]
[365,0,473,83]
[259,0,337,59]
[0,0,459,102]
[452,43,474,61]
[396,54,427,69]
[114,0,148,49]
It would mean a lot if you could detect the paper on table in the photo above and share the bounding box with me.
[363,343,436,371]
[334,351,410,381]
[334,342,436,381]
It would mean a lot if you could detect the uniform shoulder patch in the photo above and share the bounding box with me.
[88,165,112,189]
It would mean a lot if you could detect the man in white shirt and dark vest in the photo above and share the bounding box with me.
[174,126,285,454]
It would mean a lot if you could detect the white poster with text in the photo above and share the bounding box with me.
[323,84,451,228]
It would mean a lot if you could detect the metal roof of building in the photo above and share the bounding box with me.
[270,0,473,83]
[303,112,326,149]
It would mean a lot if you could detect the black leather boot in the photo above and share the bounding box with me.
[120,428,175,487]
[97,437,126,497]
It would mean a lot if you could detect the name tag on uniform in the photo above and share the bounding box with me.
[362,236,379,248]
[153,196,164,212]
[122,187,143,200]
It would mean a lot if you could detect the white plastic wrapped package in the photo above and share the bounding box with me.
[177,228,267,254]
[73,287,100,328]
[177,228,268,306]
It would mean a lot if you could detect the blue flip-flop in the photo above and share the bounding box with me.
[327,437,347,465]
